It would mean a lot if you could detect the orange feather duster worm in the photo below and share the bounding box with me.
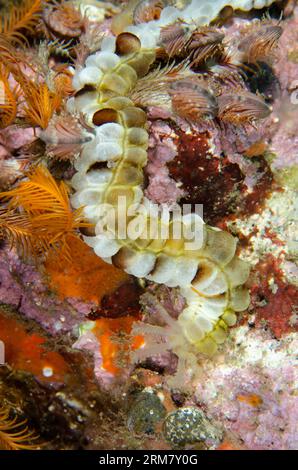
[0,0,43,46]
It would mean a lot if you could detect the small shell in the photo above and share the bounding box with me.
[218,90,271,125]
[116,32,141,55]
[133,0,165,24]
[169,79,218,123]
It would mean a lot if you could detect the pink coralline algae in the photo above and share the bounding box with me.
[144,119,185,206]
[194,328,298,450]
[73,331,115,388]
[0,126,36,153]
[0,246,93,335]
[0,126,36,188]
[270,102,298,170]
[261,7,298,171]
[274,6,298,94]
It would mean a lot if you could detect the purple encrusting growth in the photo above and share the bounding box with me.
[0,246,94,335]
[73,331,116,387]
[142,285,186,322]
[145,119,185,205]
[194,329,298,450]
[270,102,298,170]
[262,7,298,171]
[274,7,298,95]
[0,126,36,154]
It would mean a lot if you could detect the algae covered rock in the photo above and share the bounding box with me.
[162,406,223,449]
[127,389,166,435]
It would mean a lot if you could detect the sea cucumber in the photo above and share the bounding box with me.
[68,0,276,355]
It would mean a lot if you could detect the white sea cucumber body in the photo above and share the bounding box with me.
[68,1,261,352]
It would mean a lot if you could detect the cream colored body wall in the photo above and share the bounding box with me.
[68,0,276,353]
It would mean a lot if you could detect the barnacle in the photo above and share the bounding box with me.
[188,27,225,67]
[160,24,225,67]
[43,0,85,38]
[168,78,218,123]
[0,165,90,260]
[133,0,165,24]
[218,89,272,125]
[0,0,43,46]
[238,18,283,64]
[0,405,40,450]
[207,46,244,86]
[39,112,94,161]
[159,21,189,57]
[128,61,192,107]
